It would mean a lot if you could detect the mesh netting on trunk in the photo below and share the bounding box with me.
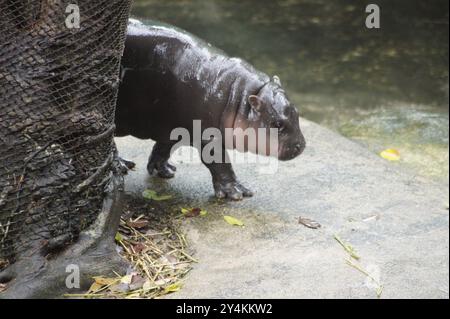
[0,0,132,274]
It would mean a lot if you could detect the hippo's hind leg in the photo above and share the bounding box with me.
[147,141,177,179]
[200,144,253,201]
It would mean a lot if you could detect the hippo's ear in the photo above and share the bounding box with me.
[273,75,282,86]
[248,95,263,112]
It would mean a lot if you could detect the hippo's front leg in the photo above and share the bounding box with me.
[148,141,178,178]
[200,145,253,201]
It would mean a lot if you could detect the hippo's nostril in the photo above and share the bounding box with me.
[295,142,305,154]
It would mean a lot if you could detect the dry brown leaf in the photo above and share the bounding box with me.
[88,282,104,294]
[132,243,148,254]
[93,276,118,286]
[126,219,150,229]
[181,208,207,218]
[298,217,321,229]
[130,275,146,290]
[109,282,130,294]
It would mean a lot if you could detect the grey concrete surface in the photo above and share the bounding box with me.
[115,119,449,299]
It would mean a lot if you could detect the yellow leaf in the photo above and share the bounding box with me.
[152,194,173,201]
[115,232,123,242]
[88,282,104,294]
[120,274,133,285]
[380,149,400,161]
[93,276,118,286]
[142,189,157,200]
[165,283,182,293]
[200,210,208,216]
[224,215,244,226]
[142,189,172,201]
[126,293,141,299]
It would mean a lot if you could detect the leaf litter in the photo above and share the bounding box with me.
[64,195,195,299]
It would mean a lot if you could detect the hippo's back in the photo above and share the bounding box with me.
[116,19,269,140]
[117,19,210,139]
[123,19,226,71]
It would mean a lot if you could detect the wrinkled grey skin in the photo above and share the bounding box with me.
[116,19,306,200]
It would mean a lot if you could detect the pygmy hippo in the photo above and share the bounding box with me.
[115,19,306,200]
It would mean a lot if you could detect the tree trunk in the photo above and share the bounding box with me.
[0,0,132,298]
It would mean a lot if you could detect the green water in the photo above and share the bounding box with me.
[131,0,449,182]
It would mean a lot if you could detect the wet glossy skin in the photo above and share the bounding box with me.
[115,19,306,200]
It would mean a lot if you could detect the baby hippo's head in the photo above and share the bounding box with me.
[247,76,306,161]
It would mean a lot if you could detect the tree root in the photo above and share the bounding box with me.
[0,174,129,299]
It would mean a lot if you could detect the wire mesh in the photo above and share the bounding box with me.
[0,0,132,270]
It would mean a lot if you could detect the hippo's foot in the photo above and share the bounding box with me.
[147,160,177,179]
[214,181,254,201]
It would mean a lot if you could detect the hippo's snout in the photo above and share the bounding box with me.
[295,141,306,154]
[278,139,306,161]
[278,127,307,161]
